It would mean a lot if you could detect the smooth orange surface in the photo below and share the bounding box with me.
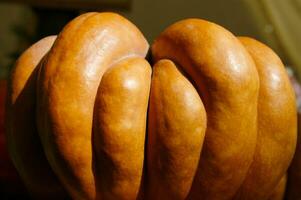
[152,19,260,200]
[268,175,287,200]
[287,113,301,200]
[147,59,206,200]
[5,36,68,199]
[234,37,297,200]
[93,57,151,200]
[6,12,297,200]
[37,12,148,200]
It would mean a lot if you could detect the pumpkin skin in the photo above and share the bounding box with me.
[268,175,287,200]
[147,59,206,199]
[93,57,151,200]
[5,35,68,199]
[287,113,301,200]
[36,12,149,200]
[233,37,297,200]
[6,12,296,200]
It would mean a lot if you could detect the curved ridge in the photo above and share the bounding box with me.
[37,12,149,200]
[151,18,259,200]
[6,36,68,199]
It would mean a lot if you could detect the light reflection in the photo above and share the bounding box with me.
[270,70,281,89]
[84,29,118,80]
[227,50,243,74]
[124,79,138,90]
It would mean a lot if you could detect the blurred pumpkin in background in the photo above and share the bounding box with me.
[4,12,298,200]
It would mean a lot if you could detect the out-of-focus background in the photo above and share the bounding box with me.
[0,0,300,199]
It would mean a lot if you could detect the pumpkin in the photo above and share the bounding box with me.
[268,175,287,200]
[287,113,301,200]
[5,35,68,199]
[5,12,297,200]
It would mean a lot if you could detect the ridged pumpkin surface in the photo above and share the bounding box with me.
[6,12,296,200]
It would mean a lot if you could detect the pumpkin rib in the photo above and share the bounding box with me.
[93,57,151,200]
[36,12,149,200]
[146,59,206,200]
[151,19,259,200]
[5,36,69,199]
[6,12,297,200]
[233,37,297,200]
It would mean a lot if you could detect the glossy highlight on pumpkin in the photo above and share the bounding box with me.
[5,12,297,200]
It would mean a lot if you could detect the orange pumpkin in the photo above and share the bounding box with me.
[5,12,296,200]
